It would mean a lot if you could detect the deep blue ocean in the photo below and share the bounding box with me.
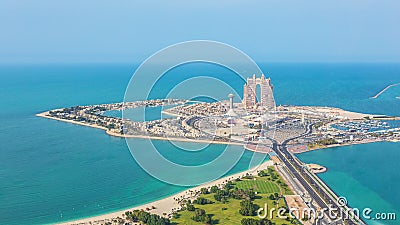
[0,63,399,225]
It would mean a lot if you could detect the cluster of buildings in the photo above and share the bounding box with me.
[165,102,228,117]
[42,75,400,149]
[137,117,205,139]
[46,99,187,135]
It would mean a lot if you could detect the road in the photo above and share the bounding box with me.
[267,123,365,225]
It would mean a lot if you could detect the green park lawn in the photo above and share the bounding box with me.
[171,167,299,225]
[235,179,279,194]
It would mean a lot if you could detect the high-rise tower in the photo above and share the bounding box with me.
[242,74,275,110]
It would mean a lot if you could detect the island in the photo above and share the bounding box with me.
[37,75,400,225]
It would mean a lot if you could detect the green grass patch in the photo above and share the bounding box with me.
[307,143,325,150]
[235,179,279,194]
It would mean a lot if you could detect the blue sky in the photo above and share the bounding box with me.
[1,0,400,63]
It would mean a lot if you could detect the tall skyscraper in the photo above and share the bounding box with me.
[242,74,275,110]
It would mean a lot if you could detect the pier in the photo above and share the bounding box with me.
[372,83,400,99]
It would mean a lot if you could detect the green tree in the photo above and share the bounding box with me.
[200,187,209,194]
[239,200,257,216]
[258,170,268,177]
[191,208,207,222]
[241,218,260,225]
[210,185,219,193]
[268,194,275,200]
[194,197,213,205]
[225,181,234,190]
[186,203,195,211]
[260,218,273,225]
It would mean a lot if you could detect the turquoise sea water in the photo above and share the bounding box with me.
[298,142,400,225]
[0,63,399,224]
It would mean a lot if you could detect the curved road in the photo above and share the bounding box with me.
[267,123,365,225]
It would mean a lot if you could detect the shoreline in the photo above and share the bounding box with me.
[104,130,243,146]
[36,112,243,146]
[304,138,385,153]
[56,160,274,225]
[38,110,394,149]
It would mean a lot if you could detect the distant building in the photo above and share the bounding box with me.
[243,74,275,110]
[226,93,238,117]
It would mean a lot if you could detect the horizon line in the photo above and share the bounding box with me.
[1,60,400,65]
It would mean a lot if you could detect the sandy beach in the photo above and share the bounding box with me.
[57,160,274,225]
[285,106,378,120]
